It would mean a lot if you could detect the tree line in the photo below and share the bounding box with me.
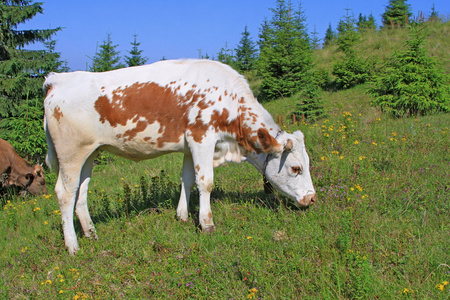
[0,0,449,163]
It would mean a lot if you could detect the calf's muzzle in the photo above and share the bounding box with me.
[298,193,316,207]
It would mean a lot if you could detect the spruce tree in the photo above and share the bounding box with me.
[258,18,271,49]
[0,0,61,161]
[336,9,358,54]
[323,23,336,47]
[90,34,125,72]
[332,9,374,89]
[369,30,449,116]
[217,42,234,66]
[367,14,377,30]
[429,4,440,22]
[234,26,257,71]
[43,39,69,73]
[310,26,320,50]
[357,14,377,31]
[382,0,412,28]
[257,0,313,100]
[125,34,148,67]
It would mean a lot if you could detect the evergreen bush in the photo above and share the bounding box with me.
[292,83,327,122]
[332,55,375,89]
[332,9,375,90]
[369,30,450,117]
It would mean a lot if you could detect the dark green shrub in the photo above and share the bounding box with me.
[332,55,375,89]
[292,83,327,122]
[369,30,450,117]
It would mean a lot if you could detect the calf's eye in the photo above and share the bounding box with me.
[291,166,302,175]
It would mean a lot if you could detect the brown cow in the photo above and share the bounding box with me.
[0,138,48,195]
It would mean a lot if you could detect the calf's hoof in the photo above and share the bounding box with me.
[201,225,215,233]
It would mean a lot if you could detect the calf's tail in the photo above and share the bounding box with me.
[44,116,59,173]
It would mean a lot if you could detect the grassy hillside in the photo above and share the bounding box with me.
[315,21,450,74]
[1,23,449,299]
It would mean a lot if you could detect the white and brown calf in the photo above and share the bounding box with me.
[44,59,316,255]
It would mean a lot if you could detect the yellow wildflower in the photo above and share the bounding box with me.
[247,288,258,299]
[354,140,359,145]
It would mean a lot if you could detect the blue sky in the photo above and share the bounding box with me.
[20,0,449,71]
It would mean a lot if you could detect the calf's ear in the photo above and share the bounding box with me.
[257,128,282,153]
[33,165,44,177]
[284,139,294,152]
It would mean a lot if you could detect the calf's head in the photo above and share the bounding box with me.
[263,131,316,207]
[13,164,48,195]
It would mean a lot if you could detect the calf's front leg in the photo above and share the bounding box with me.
[187,136,216,232]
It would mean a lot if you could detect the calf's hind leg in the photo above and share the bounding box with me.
[54,148,96,255]
[177,153,195,222]
[75,152,98,240]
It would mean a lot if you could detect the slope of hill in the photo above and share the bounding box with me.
[315,21,450,74]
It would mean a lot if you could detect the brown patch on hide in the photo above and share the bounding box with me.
[95,82,198,146]
[53,106,63,122]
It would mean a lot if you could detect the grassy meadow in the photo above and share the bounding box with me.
[1,85,449,299]
[1,26,450,299]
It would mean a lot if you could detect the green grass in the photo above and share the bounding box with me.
[1,85,449,299]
